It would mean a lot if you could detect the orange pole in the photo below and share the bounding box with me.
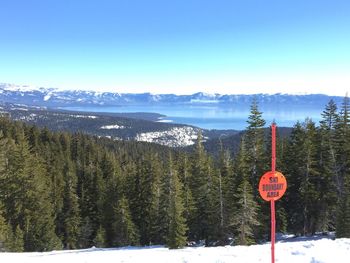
[271,123,276,172]
[271,123,276,263]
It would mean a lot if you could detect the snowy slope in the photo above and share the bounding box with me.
[1,237,349,263]
[135,126,200,147]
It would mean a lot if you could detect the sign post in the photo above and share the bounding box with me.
[258,123,287,263]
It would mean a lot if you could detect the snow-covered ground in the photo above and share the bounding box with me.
[1,236,349,263]
[135,126,199,147]
[100,124,126,129]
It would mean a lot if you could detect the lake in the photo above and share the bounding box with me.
[61,104,323,130]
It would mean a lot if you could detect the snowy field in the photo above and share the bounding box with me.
[1,236,349,263]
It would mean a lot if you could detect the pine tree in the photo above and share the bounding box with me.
[143,153,163,245]
[128,153,162,245]
[283,119,327,235]
[76,140,102,238]
[100,152,120,246]
[0,132,23,252]
[6,225,24,252]
[61,159,81,249]
[282,122,305,234]
[176,154,195,240]
[189,132,215,243]
[78,216,94,248]
[0,211,9,251]
[336,185,350,238]
[335,95,350,237]
[156,155,172,244]
[217,145,232,242]
[1,131,62,251]
[113,197,139,246]
[241,100,268,239]
[300,119,321,235]
[231,177,260,245]
[93,225,106,247]
[245,98,267,194]
[317,100,339,231]
[166,154,187,249]
[334,95,350,197]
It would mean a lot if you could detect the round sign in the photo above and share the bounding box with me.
[258,171,287,201]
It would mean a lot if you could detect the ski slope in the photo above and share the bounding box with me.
[1,236,349,263]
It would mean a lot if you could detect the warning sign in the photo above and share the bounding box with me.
[259,171,287,201]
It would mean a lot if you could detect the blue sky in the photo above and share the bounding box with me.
[0,0,349,95]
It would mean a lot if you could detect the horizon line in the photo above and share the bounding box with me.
[0,82,347,98]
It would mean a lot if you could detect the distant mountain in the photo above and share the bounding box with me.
[0,83,344,108]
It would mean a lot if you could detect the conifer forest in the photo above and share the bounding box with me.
[0,97,349,252]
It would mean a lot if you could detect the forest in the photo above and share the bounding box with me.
[0,97,349,252]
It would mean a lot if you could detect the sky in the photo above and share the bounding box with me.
[0,0,350,95]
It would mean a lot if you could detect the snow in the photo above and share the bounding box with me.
[135,127,199,147]
[0,237,349,263]
[157,117,173,123]
[12,107,28,111]
[68,115,97,119]
[0,83,40,92]
[190,99,219,104]
[157,119,173,123]
[100,124,125,129]
[43,94,52,101]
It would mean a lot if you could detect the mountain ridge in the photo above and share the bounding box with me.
[0,83,344,108]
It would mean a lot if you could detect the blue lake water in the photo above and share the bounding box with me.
[62,104,323,130]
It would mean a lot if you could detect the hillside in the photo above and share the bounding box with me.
[0,103,239,147]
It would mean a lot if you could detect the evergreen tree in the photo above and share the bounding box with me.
[242,100,268,240]
[61,159,81,249]
[113,197,139,246]
[78,216,94,248]
[336,185,350,238]
[245,98,267,194]
[166,154,187,249]
[335,95,350,237]
[221,146,238,241]
[283,122,305,234]
[93,225,106,247]
[2,131,61,251]
[6,225,24,252]
[0,211,9,251]
[189,132,215,243]
[317,100,339,231]
[176,154,195,240]
[284,119,327,235]
[217,144,232,242]
[231,178,260,245]
[334,95,350,197]
[300,119,321,235]
[99,151,120,246]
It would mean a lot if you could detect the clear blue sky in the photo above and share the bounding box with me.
[1,0,350,95]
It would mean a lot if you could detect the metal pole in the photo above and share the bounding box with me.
[271,123,276,263]
[271,123,276,172]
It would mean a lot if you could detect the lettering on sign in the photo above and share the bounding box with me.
[258,171,287,201]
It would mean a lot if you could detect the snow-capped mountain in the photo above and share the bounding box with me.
[0,83,344,107]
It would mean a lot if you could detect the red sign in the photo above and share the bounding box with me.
[259,171,287,201]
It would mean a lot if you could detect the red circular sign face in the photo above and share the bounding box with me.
[259,171,287,201]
